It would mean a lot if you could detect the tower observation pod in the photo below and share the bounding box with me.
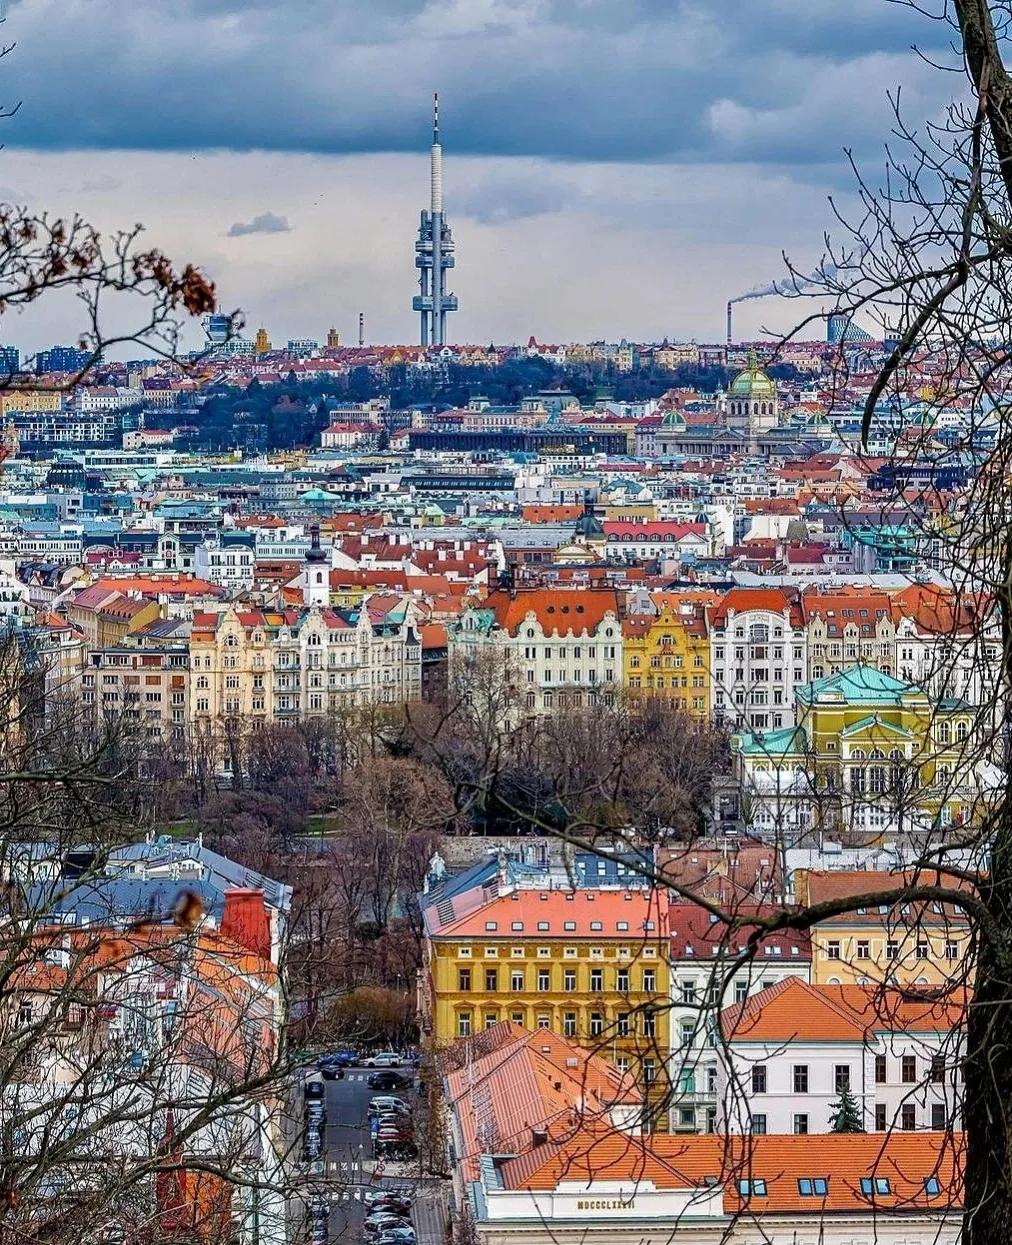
[413,93,458,347]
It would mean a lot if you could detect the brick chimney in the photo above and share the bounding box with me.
[220,888,271,961]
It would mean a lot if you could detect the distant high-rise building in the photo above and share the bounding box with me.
[412,93,458,348]
[254,326,271,354]
[0,346,19,375]
[35,345,92,374]
[203,313,233,347]
[326,327,340,350]
[828,313,873,345]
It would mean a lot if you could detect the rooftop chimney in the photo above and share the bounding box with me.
[220,888,271,961]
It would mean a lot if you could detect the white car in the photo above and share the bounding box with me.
[363,1051,402,1067]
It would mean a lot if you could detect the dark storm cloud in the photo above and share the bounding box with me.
[226,211,292,237]
[1,0,955,172]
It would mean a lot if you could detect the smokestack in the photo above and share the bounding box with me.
[726,301,733,347]
[358,312,364,347]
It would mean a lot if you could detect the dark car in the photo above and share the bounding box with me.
[377,1140,418,1160]
[368,1070,410,1091]
[367,1196,411,1216]
[319,1049,357,1070]
[318,1051,355,1079]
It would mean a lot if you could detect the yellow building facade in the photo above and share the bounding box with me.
[0,389,61,415]
[732,665,982,840]
[623,597,713,718]
[423,890,671,1092]
[796,869,970,989]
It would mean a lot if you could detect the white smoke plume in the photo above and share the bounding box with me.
[731,262,836,304]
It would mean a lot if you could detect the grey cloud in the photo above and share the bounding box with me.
[454,172,582,224]
[227,211,292,237]
[0,0,956,174]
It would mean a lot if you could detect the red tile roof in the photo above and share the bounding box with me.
[484,588,621,636]
[708,587,803,628]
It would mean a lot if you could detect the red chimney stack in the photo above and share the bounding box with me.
[220,888,272,961]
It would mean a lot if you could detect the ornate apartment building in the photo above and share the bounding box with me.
[451,586,623,717]
[188,599,421,739]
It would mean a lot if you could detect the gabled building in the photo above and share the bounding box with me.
[717,977,964,1136]
[451,587,623,718]
[708,588,807,732]
[731,665,980,838]
[804,587,896,680]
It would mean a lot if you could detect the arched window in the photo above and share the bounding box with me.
[956,720,968,742]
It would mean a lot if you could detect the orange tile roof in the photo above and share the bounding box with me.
[721,977,964,1042]
[522,504,586,523]
[443,1022,640,1179]
[485,588,621,636]
[432,887,668,939]
[795,869,972,925]
[419,622,447,650]
[708,587,803,627]
[499,1125,963,1215]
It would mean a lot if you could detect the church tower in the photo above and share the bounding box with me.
[301,523,330,608]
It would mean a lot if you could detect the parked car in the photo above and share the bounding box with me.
[321,1049,358,1067]
[318,1051,355,1079]
[377,1230,416,1245]
[378,1140,418,1160]
[305,1075,326,1100]
[362,1051,402,1067]
[365,1192,411,1210]
[367,1196,411,1215]
[364,1214,410,1235]
[368,1096,410,1115]
[368,1070,410,1091]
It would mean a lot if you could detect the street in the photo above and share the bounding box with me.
[316,1069,421,1243]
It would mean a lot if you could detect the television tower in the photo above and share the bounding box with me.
[412,93,458,347]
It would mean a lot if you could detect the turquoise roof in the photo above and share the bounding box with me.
[839,715,914,739]
[797,664,914,707]
[733,724,808,757]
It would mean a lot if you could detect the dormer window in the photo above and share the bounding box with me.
[738,1179,767,1198]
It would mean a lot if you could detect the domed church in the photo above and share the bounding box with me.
[727,349,779,436]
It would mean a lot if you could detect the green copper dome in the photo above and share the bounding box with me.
[729,349,776,398]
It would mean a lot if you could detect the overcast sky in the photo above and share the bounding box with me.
[0,0,959,350]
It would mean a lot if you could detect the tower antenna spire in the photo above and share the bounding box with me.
[412,91,458,347]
